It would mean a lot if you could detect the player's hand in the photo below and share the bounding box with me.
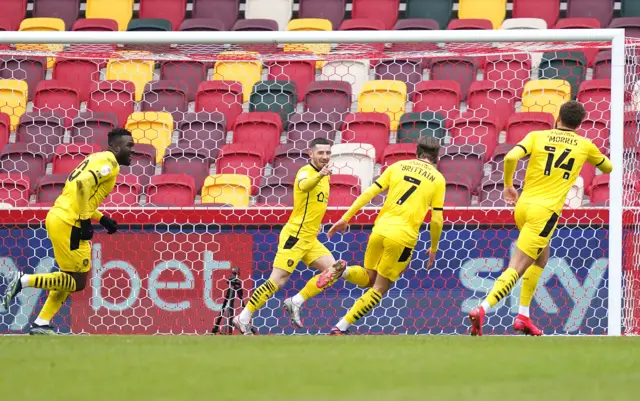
[319,163,333,177]
[503,186,519,205]
[425,249,436,270]
[79,219,94,241]
[327,219,349,238]
[100,215,119,234]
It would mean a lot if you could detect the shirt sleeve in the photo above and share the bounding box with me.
[504,133,535,187]
[341,165,394,222]
[76,156,117,220]
[429,177,446,252]
[586,141,613,174]
[297,168,323,193]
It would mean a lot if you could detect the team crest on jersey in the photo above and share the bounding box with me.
[83,259,89,267]
[100,165,112,177]
[287,259,294,267]
[316,192,325,202]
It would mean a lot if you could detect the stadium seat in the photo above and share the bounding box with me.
[625,112,639,148]
[374,60,424,96]
[505,112,555,144]
[298,0,345,30]
[267,60,316,99]
[447,19,494,30]
[2,0,27,31]
[590,174,609,205]
[272,144,309,178]
[577,118,609,152]
[160,61,209,103]
[450,112,500,160]
[351,0,399,30]
[119,143,156,187]
[521,79,572,117]
[577,79,611,120]
[249,80,298,128]
[609,17,640,38]
[405,0,452,29]
[331,143,376,191]
[304,81,352,116]
[439,144,486,194]
[480,172,523,207]
[490,143,528,183]
[32,0,79,30]
[126,112,174,163]
[256,175,295,206]
[593,51,612,79]
[69,111,119,147]
[482,54,532,99]
[442,173,473,207]
[428,57,477,100]
[458,0,507,29]
[467,81,516,129]
[328,174,361,206]
[381,143,415,167]
[357,80,407,131]
[146,174,196,206]
[623,0,640,17]
[179,18,226,31]
[287,112,336,151]
[234,112,283,161]
[16,111,65,157]
[51,144,99,175]
[213,53,262,103]
[52,58,101,103]
[285,18,332,55]
[321,60,370,99]
[538,51,588,97]
[412,81,461,115]
[565,175,585,209]
[202,174,251,206]
[232,19,279,31]
[579,159,597,191]
[566,0,614,29]
[339,19,386,31]
[127,18,173,31]
[162,146,211,192]
[103,174,142,206]
[106,56,155,102]
[0,114,10,150]
[141,80,189,123]
[177,112,227,160]
[554,17,601,29]
[33,80,81,126]
[72,18,119,31]
[0,80,29,130]
[88,81,136,129]
[245,0,293,31]
[86,0,134,31]
[396,112,448,143]
[192,0,239,30]
[341,112,390,163]
[0,173,30,206]
[35,174,66,204]
[217,144,265,194]
[18,17,65,33]
[0,57,46,102]
[512,0,559,27]
[394,18,441,30]
[501,18,547,30]
[0,143,47,186]
[139,0,186,31]
[194,81,243,128]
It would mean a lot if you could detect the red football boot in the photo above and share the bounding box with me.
[513,314,543,336]
[469,306,485,336]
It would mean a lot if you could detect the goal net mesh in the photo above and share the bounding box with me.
[0,37,636,335]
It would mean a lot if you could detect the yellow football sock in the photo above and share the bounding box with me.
[344,265,370,287]
[28,272,77,292]
[345,288,383,325]
[520,264,543,308]
[38,291,70,321]
[485,267,520,308]
[299,276,323,300]
[247,279,278,313]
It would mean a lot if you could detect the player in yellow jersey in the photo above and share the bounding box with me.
[326,136,446,335]
[2,128,134,335]
[469,101,613,336]
[232,138,372,334]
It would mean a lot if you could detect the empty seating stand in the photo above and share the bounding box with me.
[405,0,452,29]
[33,0,80,30]
[298,0,346,30]
[139,0,186,31]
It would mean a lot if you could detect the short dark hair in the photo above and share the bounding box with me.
[416,136,440,162]
[309,137,331,148]
[558,101,586,130]
[108,128,133,147]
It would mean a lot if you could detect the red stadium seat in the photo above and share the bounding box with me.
[2,0,27,31]
[0,173,30,206]
[554,17,601,29]
[328,174,361,206]
[450,112,500,160]
[16,111,66,157]
[412,81,461,115]
[104,174,142,207]
[467,81,516,129]
[443,173,473,207]
[512,0,560,27]
[351,0,399,30]
[33,0,79,30]
[141,80,189,123]
[195,81,243,128]
[341,112,390,163]
[272,144,309,179]
[0,114,10,150]
[139,0,186,31]
[119,143,157,188]
[51,143,99,175]
[33,80,81,126]
[439,144,486,194]
[381,143,415,168]
[577,79,611,120]
[233,112,283,162]
[88,81,136,128]
[0,57,46,101]
[491,143,528,183]
[72,18,119,31]
[428,58,477,100]
[162,145,212,192]
[192,0,239,31]
[298,0,346,30]
[447,19,493,30]
[256,175,294,206]
[609,17,640,38]
[482,53,531,99]
[177,112,227,160]
[287,112,337,151]
[566,0,614,30]
[505,112,555,144]
[625,112,639,148]
[590,174,609,205]
[53,58,102,103]
[217,143,266,195]
[480,172,523,207]
[160,61,209,103]
[577,118,609,153]
[146,173,196,206]
[339,19,385,31]
[69,111,118,146]
[268,60,316,99]
[304,81,352,117]
[0,143,47,186]
[35,174,66,204]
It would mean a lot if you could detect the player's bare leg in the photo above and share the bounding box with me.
[330,271,388,335]
[470,247,534,336]
[514,246,549,336]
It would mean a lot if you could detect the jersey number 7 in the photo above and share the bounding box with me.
[397,176,422,205]
[544,146,575,180]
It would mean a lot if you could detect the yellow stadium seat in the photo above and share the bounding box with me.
[18,18,66,69]
[201,174,251,207]
[125,112,174,163]
[522,79,572,118]
[357,80,407,130]
[86,0,134,31]
[0,80,28,130]
[285,19,332,64]
[458,0,507,29]
[106,56,155,101]
[212,52,263,103]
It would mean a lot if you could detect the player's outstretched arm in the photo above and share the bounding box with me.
[427,179,446,269]
[327,181,386,237]
[298,164,332,193]
[587,141,613,174]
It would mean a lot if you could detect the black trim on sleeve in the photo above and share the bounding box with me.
[374,181,382,189]
[596,158,606,167]
[89,171,99,186]
[516,144,528,154]
[433,207,444,211]
[308,163,320,172]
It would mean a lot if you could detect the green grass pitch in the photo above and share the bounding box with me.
[0,336,638,401]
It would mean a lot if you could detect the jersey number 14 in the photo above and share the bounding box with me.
[544,146,575,180]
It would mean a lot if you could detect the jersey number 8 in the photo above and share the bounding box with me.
[543,146,575,180]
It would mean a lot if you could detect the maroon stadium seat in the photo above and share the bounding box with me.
[512,0,560,27]
[375,60,424,96]
[412,80,461,115]
[72,18,119,31]
[482,53,531,99]
[554,17,601,29]
[329,174,361,206]
[304,81,352,117]
[16,111,65,157]
[577,79,611,120]
[33,80,81,126]
[339,18,385,31]
[467,81,516,129]
[268,60,316,99]
[35,174,66,204]
[381,143,415,167]
[179,18,226,31]
[256,175,294,206]
[450,112,500,160]
[139,0,186,31]
[581,160,597,190]
[33,0,79,30]
[160,61,209,103]
[341,112,390,163]
[141,80,189,123]
[505,112,555,144]
[298,0,346,30]
[480,172,523,207]
[351,0,399,30]
[162,145,212,191]
[0,57,46,101]
[625,112,639,148]
[195,81,243,128]
[2,0,27,31]
[447,19,493,30]
[593,51,612,79]
[428,57,477,100]
[609,17,640,38]
[177,112,227,160]
[566,0,614,29]
[104,174,142,207]
[118,143,157,188]
[0,143,47,186]
[443,173,473,207]
[69,111,118,147]
[217,143,266,195]
[491,143,528,183]
[0,114,10,150]
[234,112,283,162]
[439,144,486,194]
[51,143,99,175]
[590,174,610,205]
[146,174,196,206]
[53,58,102,103]
[577,118,609,153]
[88,81,136,129]
[286,112,337,152]
[193,0,239,30]
[0,173,30,206]
[394,18,440,30]
[272,144,309,179]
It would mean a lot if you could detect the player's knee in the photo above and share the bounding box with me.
[365,270,377,287]
[269,268,291,288]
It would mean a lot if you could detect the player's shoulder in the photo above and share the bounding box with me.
[295,163,314,179]
[90,151,118,176]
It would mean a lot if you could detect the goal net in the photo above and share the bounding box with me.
[0,30,635,335]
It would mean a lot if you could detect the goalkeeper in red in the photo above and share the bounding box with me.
[327,136,446,335]
[469,101,613,336]
[2,128,134,335]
